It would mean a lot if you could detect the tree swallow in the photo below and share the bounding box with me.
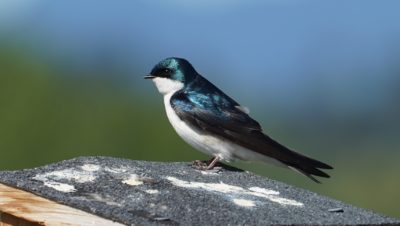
[145,57,333,183]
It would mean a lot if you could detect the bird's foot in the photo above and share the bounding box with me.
[191,157,221,171]
[191,160,209,170]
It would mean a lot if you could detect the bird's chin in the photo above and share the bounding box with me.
[152,77,184,95]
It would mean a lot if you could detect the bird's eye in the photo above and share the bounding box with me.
[159,68,172,77]
[154,68,172,78]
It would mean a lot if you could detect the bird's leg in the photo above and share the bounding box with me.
[206,156,220,170]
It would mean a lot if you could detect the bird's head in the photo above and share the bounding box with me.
[145,57,197,95]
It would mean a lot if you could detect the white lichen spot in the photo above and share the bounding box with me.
[145,189,159,194]
[248,187,302,206]
[166,176,303,207]
[42,181,76,193]
[81,164,100,172]
[200,171,219,175]
[122,174,143,186]
[104,167,127,173]
[33,165,99,192]
[88,193,122,206]
[267,196,303,206]
[249,187,279,195]
[167,176,246,193]
[35,168,96,183]
[232,198,255,207]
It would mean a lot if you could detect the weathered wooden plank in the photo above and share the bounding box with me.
[0,183,124,226]
[0,212,41,226]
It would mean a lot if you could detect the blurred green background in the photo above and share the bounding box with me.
[1,1,399,218]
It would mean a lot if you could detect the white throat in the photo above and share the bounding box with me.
[152,77,184,95]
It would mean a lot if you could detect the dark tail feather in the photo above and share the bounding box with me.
[288,166,323,183]
[238,131,333,183]
[285,152,333,183]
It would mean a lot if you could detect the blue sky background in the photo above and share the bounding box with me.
[2,0,400,116]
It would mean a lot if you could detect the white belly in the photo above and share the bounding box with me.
[163,93,283,165]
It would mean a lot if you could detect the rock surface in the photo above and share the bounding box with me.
[0,156,398,225]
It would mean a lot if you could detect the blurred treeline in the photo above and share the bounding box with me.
[0,44,204,167]
[0,43,399,218]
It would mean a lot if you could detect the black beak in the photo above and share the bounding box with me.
[144,75,156,79]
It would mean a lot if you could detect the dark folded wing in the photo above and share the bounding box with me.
[171,89,332,183]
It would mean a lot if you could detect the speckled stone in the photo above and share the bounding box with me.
[0,156,398,225]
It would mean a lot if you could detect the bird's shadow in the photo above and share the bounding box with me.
[188,160,244,173]
[217,162,244,172]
